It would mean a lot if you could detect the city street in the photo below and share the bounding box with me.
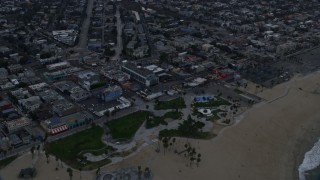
[77,0,95,48]
[111,6,124,61]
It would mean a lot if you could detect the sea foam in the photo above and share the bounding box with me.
[299,138,320,180]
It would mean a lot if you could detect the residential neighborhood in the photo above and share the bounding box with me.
[0,0,320,179]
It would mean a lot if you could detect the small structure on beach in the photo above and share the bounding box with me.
[19,168,36,178]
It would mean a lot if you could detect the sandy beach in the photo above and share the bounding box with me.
[2,71,320,180]
[0,152,95,180]
[133,71,320,180]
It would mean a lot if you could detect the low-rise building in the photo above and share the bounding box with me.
[69,86,91,102]
[76,70,100,91]
[46,61,70,71]
[0,100,13,111]
[121,63,159,86]
[0,82,14,90]
[61,111,93,129]
[99,85,123,102]
[7,64,22,73]
[0,68,8,79]
[18,96,42,112]
[28,82,49,93]
[41,116,68,135]
[10,88,32,100]
[52,99,78,117]
[9,134,22,147]
[38,89,64,103]
[44,71,67,82]
[54,80,90,101]
[5,117,30,133]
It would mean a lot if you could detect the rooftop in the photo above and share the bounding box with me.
[122,63,156,77]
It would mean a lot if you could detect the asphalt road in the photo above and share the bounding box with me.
[111,6,124,61]
[77,0,95,48]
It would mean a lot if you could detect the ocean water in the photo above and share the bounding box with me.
[304,166,320,180]
[299,139,320,180]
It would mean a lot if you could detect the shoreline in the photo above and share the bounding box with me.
[293,114,320,180]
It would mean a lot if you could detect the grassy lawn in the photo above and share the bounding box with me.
[0,155,17,169]
[106,111,152,139]
[46,126,110,170]
[164,111,182,119]
[210,109,226,121]
[193,97,231,108]
[155,97,186,110]
[159,116,211,139]
[146,111,182,129]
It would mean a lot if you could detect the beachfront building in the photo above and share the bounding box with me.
[41,111,93,135]
[41,116,68,135]
[61,111,94,129]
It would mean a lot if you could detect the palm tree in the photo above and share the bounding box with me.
[138,166,142,179]
[144,167,151,178]
[197,157,201,167]
[43,133,48,143]
[55,156,59,169]
[190,157,195,167]
[36,145,40,155]
[30,146,35,159]
[162,137,169,155]
[79,167,82,179]
[67,168,73,180]
[96,167,100,175]
[45,152,49,163]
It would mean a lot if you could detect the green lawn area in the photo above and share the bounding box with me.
[106,111,152,139]
[211,109,225,121]
[155,97,186,110]
[146,111,182,129]
[0,155,17,169]
[159,116,212,139]
[193,97,231,108]
[46,126,111,170]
